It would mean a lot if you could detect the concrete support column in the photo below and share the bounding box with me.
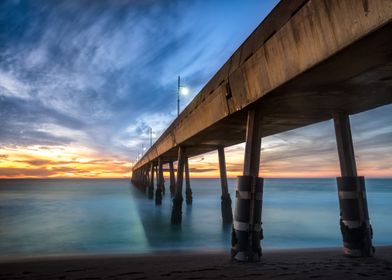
[232,109,264,262]
[148,163,154,200]
[171,146,185,224]
[162,177,166,195]
[131,170,135,183]
[146,167,150,189]
[333,112,374,257]
[143,168,148,190]
[142,169,146,185]
[185,156,192,205]
[155,158,163,205]
[160,158,165,195]
[133,170,137,184]
[218,146,233,223]
[169,161,176,198]
[142,168,145,188]
[132,169,143,189]
[140,169,143,188]
[141,169,144,188]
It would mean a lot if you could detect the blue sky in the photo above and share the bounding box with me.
[0,0,391,178]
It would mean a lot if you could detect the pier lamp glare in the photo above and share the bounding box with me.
[180,87,189,96]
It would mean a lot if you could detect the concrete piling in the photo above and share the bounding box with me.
[143,167,149,192]
[218,146,233,223]
[185,156,192,205]
[131,168,147,191]
[148,163,154,199]
[171,146,185,224]
[169,161,176,198]
[155,158,163,205]
[333,112,374,257]
[232,109,264,262]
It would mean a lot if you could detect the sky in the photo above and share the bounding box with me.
[0,0,391,179]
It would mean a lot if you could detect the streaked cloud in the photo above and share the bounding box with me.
[0,70,31,99]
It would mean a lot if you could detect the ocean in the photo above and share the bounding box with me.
[0,178,391,257]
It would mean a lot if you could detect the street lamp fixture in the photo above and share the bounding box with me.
[180,86,189,96]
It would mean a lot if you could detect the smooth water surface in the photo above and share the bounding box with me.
[0,178,391,257]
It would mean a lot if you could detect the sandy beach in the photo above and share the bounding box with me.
[1,246,391,280]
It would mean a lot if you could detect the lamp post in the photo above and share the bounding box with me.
[149,127,153,147]
[177,75,189,116]
[177,76,180,116]
[141,144,146,156]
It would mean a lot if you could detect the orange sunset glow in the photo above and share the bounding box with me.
[0,145,130,179]
[2,112,392,179]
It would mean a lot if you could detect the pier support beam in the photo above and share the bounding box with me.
[148,163,154,200]
[140,168,144,190]
[171,146,185,224]
[232,109,264,262]
[218,146,233,223]
[143,167,149,191]
[333,112,374,257]
[132,168,145,190]
[185,156,192,205]
[131,171,135,184]
[161,164,166,196]
[169,161,176,198]
[146,167,150,189]
[155,158,163,205]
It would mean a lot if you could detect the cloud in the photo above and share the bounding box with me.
[0,70,31,99]
[189,167,217,173]
[0,145,131,178]
[0,167,58,177]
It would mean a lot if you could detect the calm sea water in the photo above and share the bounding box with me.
[0,178,391,257]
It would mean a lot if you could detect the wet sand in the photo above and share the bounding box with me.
[1,246,391,280]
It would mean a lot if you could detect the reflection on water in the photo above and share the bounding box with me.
[0,178,391,257]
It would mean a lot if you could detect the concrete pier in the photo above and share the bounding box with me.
[218,146,233,223]
[131,0,392,259]
[333,112,374,257]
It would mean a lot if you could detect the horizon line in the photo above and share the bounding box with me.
[1,176,391,180]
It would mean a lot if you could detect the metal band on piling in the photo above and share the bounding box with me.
[337,176,374,257]
[232,175,264,262]
[333,113,374,257]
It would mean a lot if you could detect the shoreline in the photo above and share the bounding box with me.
[1,246,391,279]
